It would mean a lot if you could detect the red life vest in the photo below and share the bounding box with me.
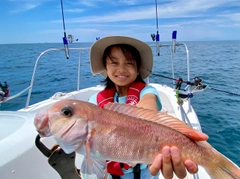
[96,81,146,176]
[97,81,146,108]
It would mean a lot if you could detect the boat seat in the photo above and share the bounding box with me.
[35,135,81,179]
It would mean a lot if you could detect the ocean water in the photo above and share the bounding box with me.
[0,41,239,167]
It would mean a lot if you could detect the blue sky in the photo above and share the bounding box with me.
[0,0,240,44]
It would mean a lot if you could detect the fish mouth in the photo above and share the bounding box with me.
[34,110,51,137]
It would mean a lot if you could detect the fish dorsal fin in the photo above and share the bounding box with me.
[104,103,206,141]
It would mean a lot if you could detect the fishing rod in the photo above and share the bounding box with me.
[206,86,240,96]
[152,73,240,96]
[155,0,160,56]
[60,0,69,59]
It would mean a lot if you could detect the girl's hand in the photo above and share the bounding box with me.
[149,146,198,178]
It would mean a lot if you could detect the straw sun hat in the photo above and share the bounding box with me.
[90,36,153,79]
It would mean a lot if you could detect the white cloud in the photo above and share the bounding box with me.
[218,13,240,22]
[65,8,84,13]
[10,3,39,13]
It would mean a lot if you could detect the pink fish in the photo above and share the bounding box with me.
[34,99,240,179]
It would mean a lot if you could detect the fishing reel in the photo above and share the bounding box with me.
[193,77,202,86]
[191,77,208,91]
[175,77,208,101]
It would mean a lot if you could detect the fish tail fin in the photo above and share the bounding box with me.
[204,148,240,179]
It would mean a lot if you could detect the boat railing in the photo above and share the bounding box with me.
[155,41,192,109]
[26,47,90,108]
[0,47,90,107]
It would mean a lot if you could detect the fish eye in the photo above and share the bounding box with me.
[61,106,73,117]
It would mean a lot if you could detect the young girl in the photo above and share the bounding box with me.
[88,36,207,179]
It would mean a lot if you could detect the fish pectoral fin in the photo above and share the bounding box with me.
[80,142,106,179]
[81,157,106,179]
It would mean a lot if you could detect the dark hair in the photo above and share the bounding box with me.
[101,44,145,89]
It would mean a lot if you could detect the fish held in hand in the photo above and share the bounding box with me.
[34,99,240,179]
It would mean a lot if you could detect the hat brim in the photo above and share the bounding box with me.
[90,36,153,79]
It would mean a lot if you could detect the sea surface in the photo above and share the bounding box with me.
[0,41,240,167]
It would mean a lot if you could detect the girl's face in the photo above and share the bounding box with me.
[105,46,139,90]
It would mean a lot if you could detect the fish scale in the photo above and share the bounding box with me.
[89,110,200,165]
